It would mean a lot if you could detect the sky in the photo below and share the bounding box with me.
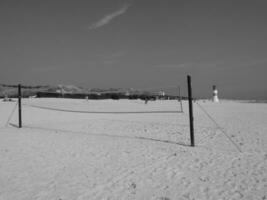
[0,0,267,99]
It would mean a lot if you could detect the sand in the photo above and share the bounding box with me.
[0,98,266,200]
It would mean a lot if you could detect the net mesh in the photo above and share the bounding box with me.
[22,98,183,113]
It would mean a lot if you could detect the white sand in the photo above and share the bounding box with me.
[0,99,266,200]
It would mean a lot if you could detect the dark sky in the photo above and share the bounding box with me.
[0,0,267,99]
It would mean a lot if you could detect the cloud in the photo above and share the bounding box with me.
[88,2,132,30]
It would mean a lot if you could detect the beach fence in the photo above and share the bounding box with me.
[1,77,196,147]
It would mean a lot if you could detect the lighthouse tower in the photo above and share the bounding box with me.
[212,85,219,102]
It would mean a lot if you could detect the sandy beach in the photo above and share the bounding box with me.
[0,98,266,200]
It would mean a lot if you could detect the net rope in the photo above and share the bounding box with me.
[195,102,242,153]
[22,103,183,114]
[5,102,18,127]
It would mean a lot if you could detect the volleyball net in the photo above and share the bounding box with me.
[2,98,192,146]
[0,83,197,145]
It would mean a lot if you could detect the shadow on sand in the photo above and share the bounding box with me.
[9,123,190,147]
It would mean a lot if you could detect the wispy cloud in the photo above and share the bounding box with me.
[88,2,132,30]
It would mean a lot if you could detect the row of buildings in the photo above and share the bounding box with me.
[36,90,181,100]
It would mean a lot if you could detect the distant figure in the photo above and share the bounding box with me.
[145,98,148,104]
[3,94,12,102]
[85,96,89,100]
[212,85,219,102]
[4,94,9,102]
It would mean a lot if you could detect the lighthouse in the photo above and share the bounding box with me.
[212,85,219,102]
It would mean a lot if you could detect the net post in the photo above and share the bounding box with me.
[187,75,194,146]
[18,84,22,128]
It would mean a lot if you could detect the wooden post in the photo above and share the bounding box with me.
[187,75,194,146]
[18,84,22,128]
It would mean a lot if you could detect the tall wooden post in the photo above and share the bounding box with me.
[18,84,22,128]
[187,75,194,146]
